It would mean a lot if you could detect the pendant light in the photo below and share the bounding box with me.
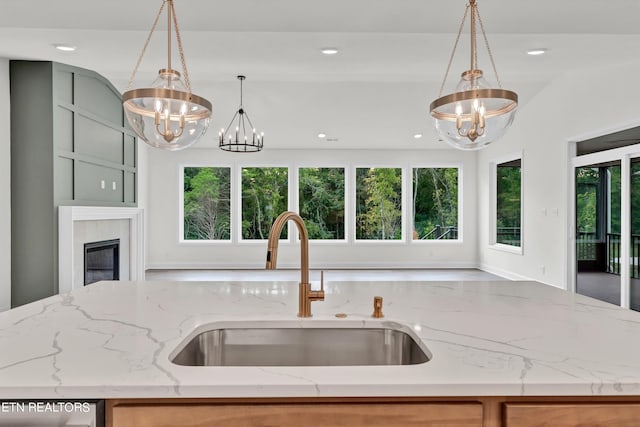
[123,0,212,151]
[219,76,264,152]
[430,0,517,151]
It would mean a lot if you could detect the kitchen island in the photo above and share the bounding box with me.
[1,279,640,426]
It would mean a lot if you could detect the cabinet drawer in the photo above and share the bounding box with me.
[110,402,482,427]
[504,403,640,427]
[75,162,123,203]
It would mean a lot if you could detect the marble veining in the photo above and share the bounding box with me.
[1,280,640,398]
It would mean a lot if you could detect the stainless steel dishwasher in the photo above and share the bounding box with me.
[0,400,104,426]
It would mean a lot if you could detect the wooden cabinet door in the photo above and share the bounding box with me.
[109,402,482,427]
[504,403,640,427]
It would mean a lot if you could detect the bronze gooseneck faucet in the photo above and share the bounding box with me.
[265,211,324,317]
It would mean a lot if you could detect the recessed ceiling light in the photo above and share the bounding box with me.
[413,133,423,139]
[53,44,77,52]
[321,48,339,55]
[526,48,547,56]
[317,133,327,138]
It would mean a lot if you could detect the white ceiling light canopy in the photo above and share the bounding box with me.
[430,0,518,151]
[321,47,339,55]
[122,0,212,151]
[527,48,548,56]
[53,43,77,52]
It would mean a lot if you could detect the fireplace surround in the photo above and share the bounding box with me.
[58,206,144,293]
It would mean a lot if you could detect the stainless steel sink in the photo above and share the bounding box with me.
[170,321,431,366]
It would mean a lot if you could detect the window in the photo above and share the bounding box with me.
[495,158,522,247]
[241,167,288,240]
[299,168,345,240]
[355,167,402,240]
[183,167,231,240]
[412,168,459,240]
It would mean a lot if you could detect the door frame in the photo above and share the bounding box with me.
[568,143,640,308]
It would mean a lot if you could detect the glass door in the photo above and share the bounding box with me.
[630,158,640,311]
[575,161,621,305]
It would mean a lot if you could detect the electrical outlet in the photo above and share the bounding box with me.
[100,180,105,190]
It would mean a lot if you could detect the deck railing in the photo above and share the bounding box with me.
[578,231,640,279]
[420,225,458,240]
[577,231,597,260]
[496,227,521,247]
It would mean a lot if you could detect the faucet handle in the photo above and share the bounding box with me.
[372,296,384,318]
[309,270,325,301]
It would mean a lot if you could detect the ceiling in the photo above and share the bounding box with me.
[2,0,640,150]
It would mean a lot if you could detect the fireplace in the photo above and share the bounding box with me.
[58,206,144,293]
[84,239,120,285]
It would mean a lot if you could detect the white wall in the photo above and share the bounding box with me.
[146,148,478,270]
[137,142,149,271]
[477,60,640,288]
[0,58,10,310]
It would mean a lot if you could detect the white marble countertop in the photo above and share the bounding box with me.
[1,279,640,399]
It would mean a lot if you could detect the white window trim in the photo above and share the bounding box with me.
[352,165,406,243]
[408,164,463,244]
[177,161,467,248]
[489,151,524,255]
[178,164,234,245]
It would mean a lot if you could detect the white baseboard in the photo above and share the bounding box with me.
[478,263,533,281]
[146,261,480,270]
[478,263,565,289]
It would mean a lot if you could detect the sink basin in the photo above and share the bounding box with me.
[170,321,431,366]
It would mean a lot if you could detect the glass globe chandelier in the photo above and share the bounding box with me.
[430,0,518,151]
[122,0,212,151]
[219,76,264,152]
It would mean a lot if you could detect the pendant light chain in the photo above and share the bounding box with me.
[125,1,166,91]
[471,3,478,70]
[475,6,503,89]
[170,0,192,93]
[438,4,470,97]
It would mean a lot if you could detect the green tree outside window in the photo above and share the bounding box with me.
[242,167,288,240]
[356,168,402,240]
[496,159,521,247]
[413,168,458,240]
[299,168,345,239]
[183,167,231,240]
